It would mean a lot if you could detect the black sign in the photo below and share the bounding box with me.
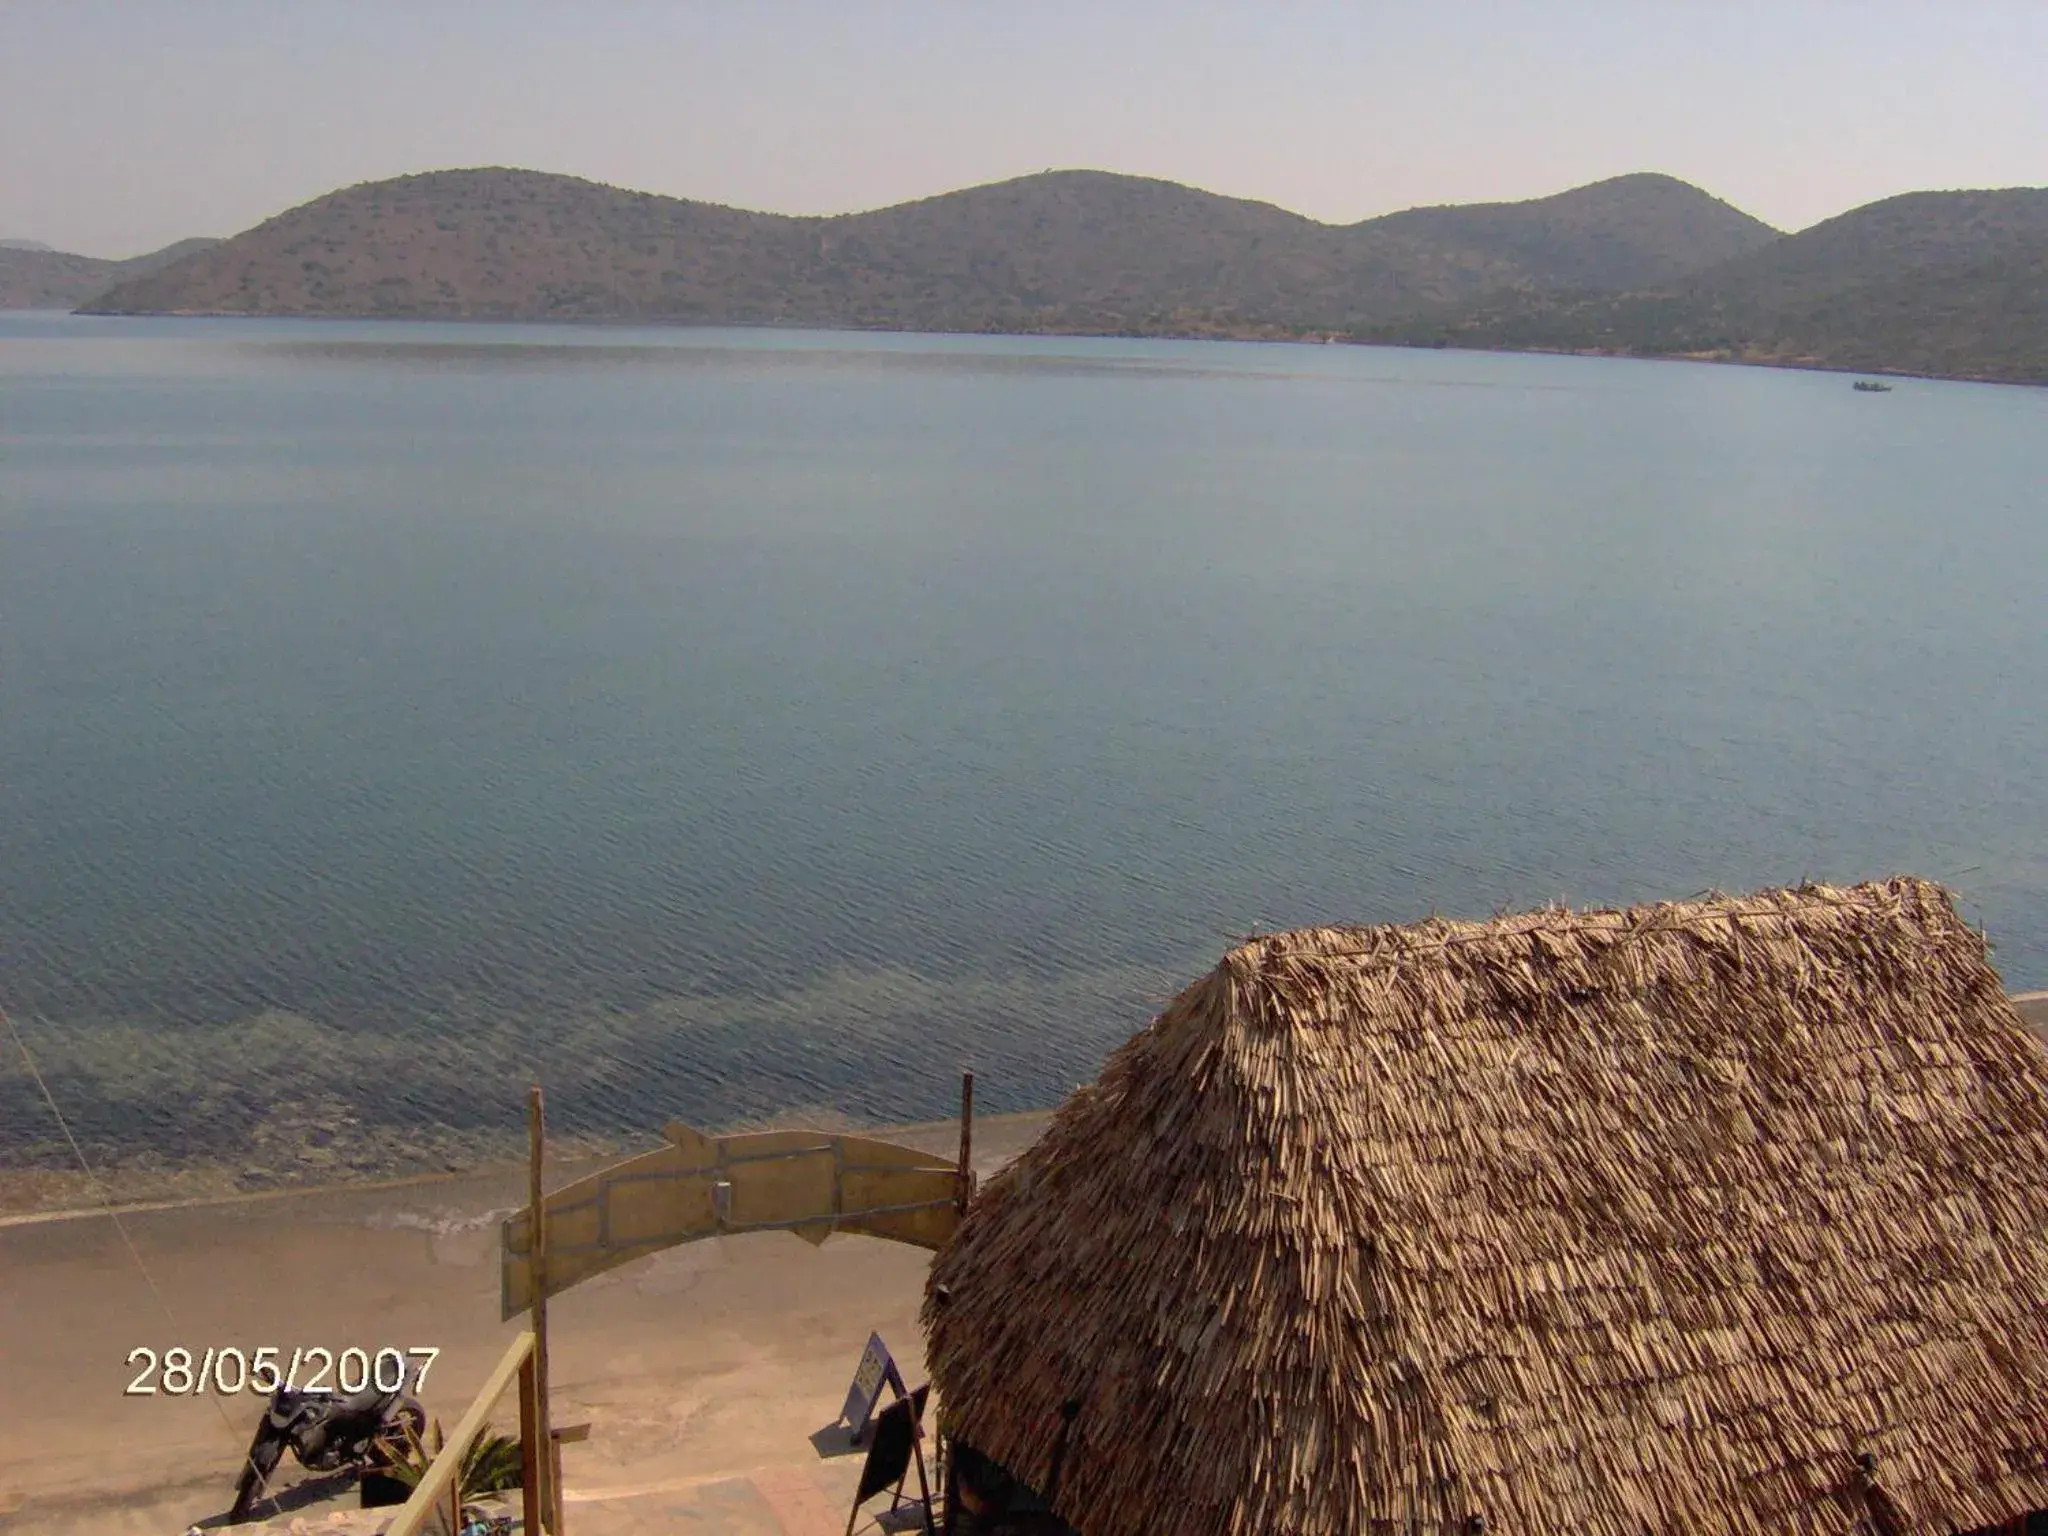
[854,1384,930,1504]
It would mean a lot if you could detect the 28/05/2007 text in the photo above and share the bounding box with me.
[124,1345,439,1396]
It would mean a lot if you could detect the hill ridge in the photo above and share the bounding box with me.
[80,165,1775,337]
[0,237,221,311]
[1360,184,2048,383]
[60,166,2048,384]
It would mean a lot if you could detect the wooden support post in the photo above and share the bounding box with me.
[546,1423,588,1533]
[908,1416,937,1536]
[956,1070,974,1216]
[529,1084,554,1533]
[939,1425,958,1536]
[519,1355,542,1536]
[947,1069,973,1536]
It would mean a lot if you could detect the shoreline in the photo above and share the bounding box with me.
[9,993,2044,1227]
[50,306,2047,391]
[0,1106,1016,1231]
[0,1109,1057,1535]
[0,1104,1019,1224]
[8,1006,2048,1532]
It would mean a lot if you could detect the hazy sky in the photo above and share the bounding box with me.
[5,1,2046,257]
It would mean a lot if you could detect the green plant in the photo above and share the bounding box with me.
[381,1418,524,1499]
[459,1430,525,1496]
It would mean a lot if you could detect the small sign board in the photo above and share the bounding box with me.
[855,1383,930,1505]
[840,1332,908,1440]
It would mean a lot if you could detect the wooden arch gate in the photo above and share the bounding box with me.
[500,1115,971,1317]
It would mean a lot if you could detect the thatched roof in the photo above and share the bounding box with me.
[922,878,2048,1536]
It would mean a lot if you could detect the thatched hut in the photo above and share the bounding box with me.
[923,878,2048,1536]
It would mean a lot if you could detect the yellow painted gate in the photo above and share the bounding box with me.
[501,1120,964,1317]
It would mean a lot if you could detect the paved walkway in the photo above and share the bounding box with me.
[565,1460,865,1535]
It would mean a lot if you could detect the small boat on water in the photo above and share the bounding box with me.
[1853,379,1893,392]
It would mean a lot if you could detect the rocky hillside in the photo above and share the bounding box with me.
[0,238,218,311]
[80,167,1775,335]
[69,167,2048,383]
[1361,187,2048,384]
[1365,172,1778,292]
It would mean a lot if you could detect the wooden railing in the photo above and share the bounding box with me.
[383,1329,543,1536]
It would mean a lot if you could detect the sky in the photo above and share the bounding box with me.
[4,0,2046,258]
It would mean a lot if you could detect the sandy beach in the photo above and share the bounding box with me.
[8,995,2046,1535]
[0,1111,1055,1536]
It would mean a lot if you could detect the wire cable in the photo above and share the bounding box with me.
[3,1003,258,1508]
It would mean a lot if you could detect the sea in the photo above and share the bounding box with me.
[3,312,2045,1190]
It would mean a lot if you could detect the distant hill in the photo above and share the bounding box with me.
[80,167,1774,336]
[1365,172,1779,292]
[67,168,2048,384]
[1360,188,2048,384]
[1,237,220,311]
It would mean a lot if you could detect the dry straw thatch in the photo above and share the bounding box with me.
[923,877,2048,1536]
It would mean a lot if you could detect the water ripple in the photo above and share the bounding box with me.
[3,318,2045,1196]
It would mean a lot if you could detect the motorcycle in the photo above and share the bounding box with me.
[227,1380,425,1523]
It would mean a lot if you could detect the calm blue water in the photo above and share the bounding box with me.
[4,312,2045,1178]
